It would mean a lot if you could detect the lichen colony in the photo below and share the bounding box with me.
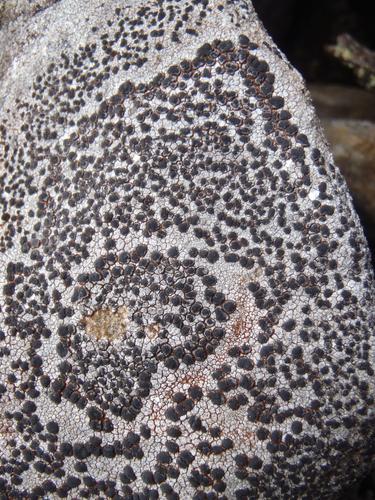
[0,1,374,498]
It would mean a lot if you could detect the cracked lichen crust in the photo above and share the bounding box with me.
[0,1,374,498]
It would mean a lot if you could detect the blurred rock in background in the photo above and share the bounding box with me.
[327,34,375,90]
[309,84,375,121]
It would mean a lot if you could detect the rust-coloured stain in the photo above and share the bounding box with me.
[83,306,128,341]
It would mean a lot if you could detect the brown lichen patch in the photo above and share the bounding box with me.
[82,306,128,341]
[230,276,258,340]
[214,279,258,366]
[0,396,16,441]
[0,414,15,439]
[146,323,160,340]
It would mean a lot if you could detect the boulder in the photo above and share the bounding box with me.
[0,1,374,498]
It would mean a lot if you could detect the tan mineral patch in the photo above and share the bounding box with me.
[0,396,16,440]
[83,306,128,341]
[146,323,160,340]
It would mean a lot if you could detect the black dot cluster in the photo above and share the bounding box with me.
[0,0,374,499]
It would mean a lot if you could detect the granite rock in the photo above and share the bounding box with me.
[0,1,374,498]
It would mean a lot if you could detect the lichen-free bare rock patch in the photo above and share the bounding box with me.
[0,1,374,498]
[83,306,129,341]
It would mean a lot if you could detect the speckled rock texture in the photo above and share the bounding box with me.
[0,1,374,499]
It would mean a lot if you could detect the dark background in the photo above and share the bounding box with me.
[252,1,375,499]
[253,0,375,84]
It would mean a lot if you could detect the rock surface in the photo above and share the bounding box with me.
[309,84,375,269]
[0,1,374,499]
